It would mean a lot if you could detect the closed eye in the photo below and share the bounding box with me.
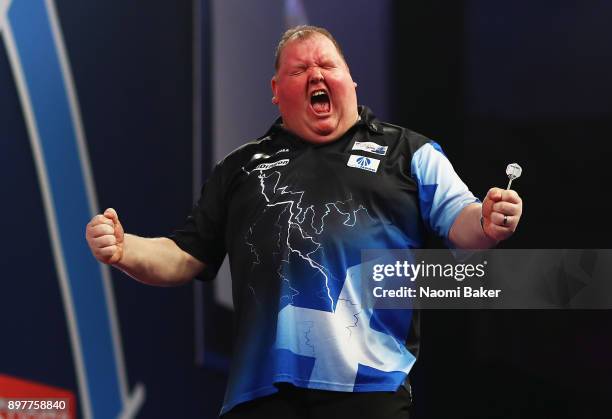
[320,60,336,70]
[289,66,307,76]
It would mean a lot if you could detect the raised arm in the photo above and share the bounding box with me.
[85,208,204,286]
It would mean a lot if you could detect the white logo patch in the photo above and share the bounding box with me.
[255,159,289,171]
[347,155,380,173]
[352,141,388,156]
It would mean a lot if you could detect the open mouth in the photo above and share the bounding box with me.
[310,89,331,114]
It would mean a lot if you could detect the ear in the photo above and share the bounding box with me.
[354,81,358,88]
[271,76,279,104]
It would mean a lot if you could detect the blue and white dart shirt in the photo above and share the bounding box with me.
[171,106,478,415]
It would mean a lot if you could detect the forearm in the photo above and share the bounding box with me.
[448,203,498,250]
[113,234,202,286]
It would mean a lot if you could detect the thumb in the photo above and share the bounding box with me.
[103,208,124,242]
[104,207,118,223]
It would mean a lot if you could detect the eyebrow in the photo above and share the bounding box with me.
[287,56,337,68]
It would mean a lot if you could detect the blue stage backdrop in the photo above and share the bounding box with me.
[0,1,226,418]
[0,1,394,418]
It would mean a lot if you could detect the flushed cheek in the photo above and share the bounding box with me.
[279,95,307,114]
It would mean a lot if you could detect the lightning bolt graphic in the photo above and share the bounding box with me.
[303,321,315,356]
[245,227,261,270]
[258,170,335,309]
[278,259,300,305]
[337,297,361,337]
[244,164,373,313]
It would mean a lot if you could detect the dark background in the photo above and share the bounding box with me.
[1,1,610,418]
[394,1,612,418]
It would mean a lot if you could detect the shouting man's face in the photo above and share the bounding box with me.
[272,33,359,143]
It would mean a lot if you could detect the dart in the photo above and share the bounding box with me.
[506,163,522,189]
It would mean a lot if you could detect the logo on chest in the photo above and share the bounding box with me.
[254,159,289,171]
[347,155,380,173]
[352,141,388,156]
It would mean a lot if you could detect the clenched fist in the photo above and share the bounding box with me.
[85,208,124,264]
[481,187,523,242]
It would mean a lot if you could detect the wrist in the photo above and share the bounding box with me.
[111,235,129,267]
[480,215,499,246]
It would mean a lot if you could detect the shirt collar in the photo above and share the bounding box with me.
[356,105,383,134]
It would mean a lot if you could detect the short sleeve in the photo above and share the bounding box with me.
[169,163,227,280]
[410,141,479,241]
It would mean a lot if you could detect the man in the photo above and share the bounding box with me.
[86,26,522,418]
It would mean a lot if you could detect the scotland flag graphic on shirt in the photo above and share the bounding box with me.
[171,107,479,415]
